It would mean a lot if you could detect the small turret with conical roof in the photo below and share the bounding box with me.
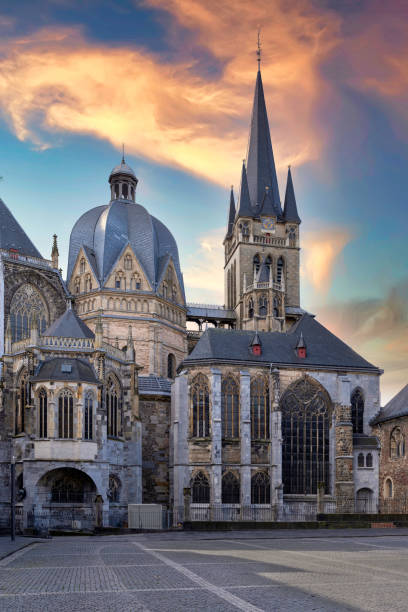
[225,186,236,239]
[283,167,301,224]
[235,161,253,219]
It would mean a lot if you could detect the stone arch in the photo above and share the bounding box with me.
[9,282,49,342]
[356,487,374,512]
[36,467,97,504]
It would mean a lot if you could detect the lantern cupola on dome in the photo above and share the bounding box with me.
[109,151,138,202]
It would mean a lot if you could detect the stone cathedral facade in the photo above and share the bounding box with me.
[0,65,383,529]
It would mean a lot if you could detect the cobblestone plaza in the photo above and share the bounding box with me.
[1,530,408,611]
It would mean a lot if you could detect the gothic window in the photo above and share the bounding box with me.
[248,298,254,319]
[222,472,240,504]
[251,376,270,439]
[366,453,373,468]
[115,275,121,289]
[191,373,210,438]
[251,472,270,504]
[253,254,261,278]
[133,274,141,290]
[10,284,48,342]
[385,478,393,498]
[191,472,210,503]
[273,296,279,317]
[15,370,30,434]
[258,295,268,317]
[351,388,364,434]
[58,389,74,439]
[167,353,176,379]
[124,255,132,270]
[358,453,364,468]
[222,376,239,438]
[106,375,122,437]
[80,258,85,274]
[390,427,405,459]
[38,388,47,438]
[84,392,93,440]
[277,257,284,285]
[265,255,272,278]
[281,377,331,494]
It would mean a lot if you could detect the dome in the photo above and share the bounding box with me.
[67,198,185,301]
[109,159,136,180]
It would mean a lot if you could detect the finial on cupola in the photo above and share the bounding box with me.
[296,332,306,358]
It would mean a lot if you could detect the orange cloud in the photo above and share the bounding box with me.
[0,0,341,185]
[183,227,225,304]
[301,226,352,293]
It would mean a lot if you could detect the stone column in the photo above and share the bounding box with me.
[171,374,190,516]
[240,371,251,507]
[210,369,222,505]
[335,376,354,511]
[270,368,282,515]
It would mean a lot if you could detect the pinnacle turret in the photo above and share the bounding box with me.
[235,161,253,219]
[225,187,236,238]
[283,167,301,223]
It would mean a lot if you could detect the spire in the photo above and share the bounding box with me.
[246,69,281,214]
[236,161,253,219]
[51,234,59,269]
[225,186,236,238]
[283,166,301,223]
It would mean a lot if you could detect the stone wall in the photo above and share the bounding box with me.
[374,418,408,500]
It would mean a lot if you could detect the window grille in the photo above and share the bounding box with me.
[351,388,364,434]
[58,389,74,439]
[251,376,269,439]
[251,472,270,504]
[222,376,239,438]
[281,377,331,494]
[191,374,210,438]
[38,388,47,438]
[222,472,240,504]
[192,472,210,503]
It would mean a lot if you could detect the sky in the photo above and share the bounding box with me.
[0,0,407,403]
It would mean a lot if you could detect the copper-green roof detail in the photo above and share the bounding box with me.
[283,167,301,223]
[236,161,253,219]
[246,70,281,214]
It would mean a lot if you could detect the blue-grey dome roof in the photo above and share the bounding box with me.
[67,199,185,301]
[109,160,136,180]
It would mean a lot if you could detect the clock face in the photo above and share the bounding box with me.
[261,216,276,232]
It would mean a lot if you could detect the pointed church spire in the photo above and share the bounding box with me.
[246,69,281,214]
[236,161,253,219]
[51,234,59,269]
[283,166,301,223]
[225,186,236,238]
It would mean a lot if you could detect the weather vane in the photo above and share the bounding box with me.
[256,27,261,68]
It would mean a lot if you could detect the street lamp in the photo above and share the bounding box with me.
[10,454,15,541]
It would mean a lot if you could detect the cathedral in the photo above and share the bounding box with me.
[0,64,383,530]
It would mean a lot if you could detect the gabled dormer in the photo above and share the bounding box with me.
[69,246,99,295]
[104,243,152,292]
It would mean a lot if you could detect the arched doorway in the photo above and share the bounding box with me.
[356,488,374,513]
[35,467,98,531]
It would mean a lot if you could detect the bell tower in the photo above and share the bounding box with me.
[223,64,302,332]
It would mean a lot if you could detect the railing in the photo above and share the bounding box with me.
[102,342,126,360]
[10,338,31,352]
[0,248,53,269]
[187,330,202,338]
[253,235,286,246]
[174,504,315,524]
[245,282,283,293]
[42,336,95,350]
[187,302,227,310]
[326,496,408,514]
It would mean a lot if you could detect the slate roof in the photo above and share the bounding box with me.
[0,198,42,258]
[235,161,253,219]
[183,314,380,372]
[353,434,380,449]
[43,307,94,339]
[31,358,98,383]
[139,376,172,396]
[283,167,301,223]
[225,188,236,238]
[246,70,281,214]
[109,159,137,179]
[371,383,408,424]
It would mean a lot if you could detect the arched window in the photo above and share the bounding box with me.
[253,254,261,278]
[133,274,141,290]
[10,284,48,342]
[366,452,373,468]
[106,376,122,437]
[390,427,405,459]
[124,254,132,270]
[222,472,240,504]
[58,389,74,439]
[281,377,331,494]
[385,478,393,498]
[258,295,267,317]
[74,277,80,294]
[351,388,364,434]
[358,453,364,468]
[80,258,85,274]
[251,376,269,439]
[191,374,210,438]
[248,298,254,319]
[222,376,239,438]
[115,275,121,289]
[38,388,47,438]
[265,255,273,280]
[15,370,30,434]
[167,353,176,379]
[273,295,279,317]
[251,472,270,504]
[191,472,210,503]
[276,257,284,285]
[84,392,93,440]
